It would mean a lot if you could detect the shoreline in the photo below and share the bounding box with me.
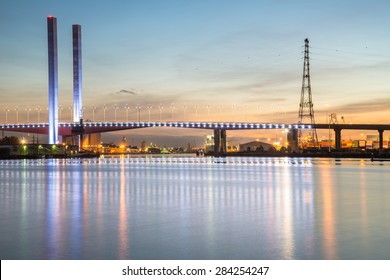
[1,151,390,160]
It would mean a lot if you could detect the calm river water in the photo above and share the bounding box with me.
[0,156,389,260]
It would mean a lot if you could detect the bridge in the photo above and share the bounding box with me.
[1,121,390,152]
[2,17,389,153]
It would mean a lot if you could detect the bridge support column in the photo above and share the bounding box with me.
[214,129,226,153]
[71,119,84,152]
[378,129,384,152]
[334,128,342,150]
[287,129,299,153]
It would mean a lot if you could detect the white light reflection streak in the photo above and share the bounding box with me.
[280,163,294,259]
[359,166,368,250]
[320,165,338,259]
[20,162,28,258]
[83,163,90,256]
[45,159,61,259]
[118,159,128,258]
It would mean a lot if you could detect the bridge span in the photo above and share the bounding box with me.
[1,121,390,152]
[0,121,311,135]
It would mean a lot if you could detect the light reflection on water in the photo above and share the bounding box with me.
[0,156,390,260]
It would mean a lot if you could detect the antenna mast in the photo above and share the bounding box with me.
[298,38,318,148]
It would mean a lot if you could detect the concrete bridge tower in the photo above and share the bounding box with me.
[72,24,82,123]
[47,16,59,144]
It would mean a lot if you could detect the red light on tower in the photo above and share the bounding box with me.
[48,15,53,19]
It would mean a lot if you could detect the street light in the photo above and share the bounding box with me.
[36,106,42,123]
[114,104,118,122]
[147,104,152,122]
[325,104,330,123]
[4,107,9,123]
[103,104,107,122]
[15,106,19,123]
[256,105,261,123]
[232,104,236,122]
[59,106,63,122]
[124,104,129,122]
[182,103,187,121]
[92,105,96,121]
[194,105,199,121]
[136,104,141,122]
[159,104,163,122]
[171,103,175,122]
[328,114,331,152]
[68,106,73,122]
[26,106,31,123]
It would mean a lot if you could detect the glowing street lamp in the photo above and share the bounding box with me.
[325,104,330,124]
[124,104,129,122]
[218,105,223,121]
[328,114,332,152]
[195,105,199,121]
[256,105,261,123]
[59,106,63,122]
[103,104,107,122]
[92,105,96,121]
[26,106,31,123]
[15,106,19,123]
[232,104,236,122]
[159,104,163,122]
[114,104,118,122]
[4,107,9,123]
[147,104,152,122]
[36,106,42,123]
[68,106,73,122]
[136,104,141,122]
[171,103,175,122]
[182,103,187,121]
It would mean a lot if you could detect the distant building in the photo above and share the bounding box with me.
[366,135,378,141]
[141,140,147,152]
[148,147,161,153]
[204,135,214,153]
[82,133,101,148]
[239,140,273,152]
[127,146,140,153]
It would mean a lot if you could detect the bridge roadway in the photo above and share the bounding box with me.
[0,121,313,135]
[1,121,390,151]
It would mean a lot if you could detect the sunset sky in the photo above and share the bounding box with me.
[1,0,389,144]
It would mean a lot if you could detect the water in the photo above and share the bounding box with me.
[0,156,389,260]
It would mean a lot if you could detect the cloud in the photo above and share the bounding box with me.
[114,89,138,95]
[326,98,390,115]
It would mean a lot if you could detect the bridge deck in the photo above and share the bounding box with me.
[1,121,389,135]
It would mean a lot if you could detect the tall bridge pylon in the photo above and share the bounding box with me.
[298,38,319,148]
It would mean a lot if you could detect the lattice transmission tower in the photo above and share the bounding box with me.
[298,38,319,148]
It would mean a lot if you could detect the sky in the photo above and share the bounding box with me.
[1,0,390,145]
